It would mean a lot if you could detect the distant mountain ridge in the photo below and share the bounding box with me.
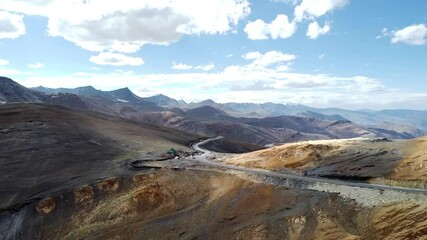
[33,85,146,104]
[143,94,181,107]
[184,106,231,121]
[181,100,427,131]
[30,82,427,130]
[1,77,425,146]
[34,85,99,96]
[296,111,348,122]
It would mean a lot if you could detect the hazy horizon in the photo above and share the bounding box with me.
[13,80,423,111]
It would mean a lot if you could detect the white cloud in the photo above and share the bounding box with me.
[1,0,250,53]
[381,28,388,35]
[47,8,188,53]
[246,0,347,40]
[28,62,45,69]
[294,0,348,22]
[0,11,26,39]
[244,19,269,40]
[243,51,296,70]
[172,62,215,71]
[13,49,427,110]
[0,67,37,76]
[391,24,427,45]
[195,63,215,71]
[269,15,298,39]
[0,58,9,66]
[244,14,297,40]
[89,52,144,66]
[243,52,263,60]
[318,53,326,60]
[271,0,300,5]
[16,63,425,110]
[376,28,388,39]
[172,63,193,70]
[306,21,330,39]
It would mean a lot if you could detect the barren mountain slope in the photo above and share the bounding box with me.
[0,103,199,210]
[227,137,427,186]
[126,111,326,146]
[389,136,427,182]
[30,169,427,240]
[0,77,42,103]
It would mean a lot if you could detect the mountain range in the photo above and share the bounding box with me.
[1,76,425,148]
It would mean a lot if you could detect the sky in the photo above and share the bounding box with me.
[0,0,427,110]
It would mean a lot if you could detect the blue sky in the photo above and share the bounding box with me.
[0,0,426,109]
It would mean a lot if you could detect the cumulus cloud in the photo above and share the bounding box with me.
[242,50,296,70]
[244,14,297,40]
[391,24,427,45]
[89,52,144,66]
[195,63,215,71]
[243,52,263,60]
[172,62,215,71]
[294,0,348,22]
[47,8,189,53]
[28,62,45,69]
[1,0,250,53]
[172,63,193,70]
[378,24,427,45]
[0,11,26,39]
[0,58,9,66]
[244,20,269,40]
[245,0,347,40]
[306,21,330,39]
[269,15,298,39]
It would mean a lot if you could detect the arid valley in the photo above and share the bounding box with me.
[1,77,427,239]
